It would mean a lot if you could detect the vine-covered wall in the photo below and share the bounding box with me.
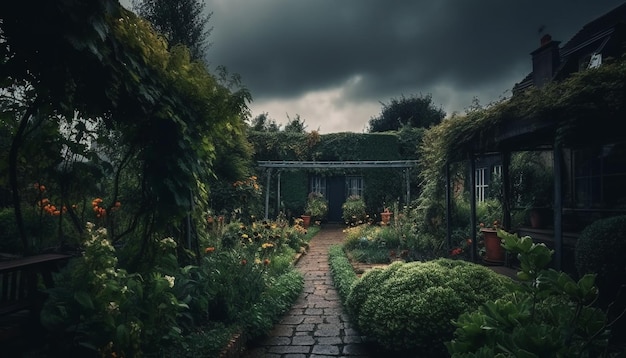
[249,129,423,219]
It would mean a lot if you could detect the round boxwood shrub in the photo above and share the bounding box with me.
[345,258,509,357]
[575,215,626,308]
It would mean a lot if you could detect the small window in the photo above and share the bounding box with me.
[310,176,327,197]
[476,168,487,202]
[346,176,364,198]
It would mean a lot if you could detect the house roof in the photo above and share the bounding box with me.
[513,2,626,93]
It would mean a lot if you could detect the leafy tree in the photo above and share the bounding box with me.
[249,112,281,132]
[0,2,251,254]
[368,93,446,132]
[131,0,213,61]
[284,113,307,133]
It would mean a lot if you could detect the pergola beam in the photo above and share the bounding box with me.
[257,160,418,168]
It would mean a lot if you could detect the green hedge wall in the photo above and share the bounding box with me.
[249,130,422,218]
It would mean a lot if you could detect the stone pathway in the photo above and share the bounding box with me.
[241,223,375,358]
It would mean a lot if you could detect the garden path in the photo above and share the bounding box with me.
[241,223,376,358]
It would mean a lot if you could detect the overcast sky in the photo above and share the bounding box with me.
[124,0,624,133]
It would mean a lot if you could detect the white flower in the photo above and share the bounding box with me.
[164,275,175,288]
[107,301,119,313]
[160,237,177,249]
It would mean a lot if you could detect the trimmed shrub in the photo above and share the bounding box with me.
[575,215,626,307]
[346,258,508,356]
[328,245,359,303]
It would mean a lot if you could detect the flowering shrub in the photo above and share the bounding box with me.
[232,175,263,224]
[41,223,187,357]
[304,192,328,221]
[342,195,367,226]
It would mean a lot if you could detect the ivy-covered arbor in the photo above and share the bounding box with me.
[248,130,424,221]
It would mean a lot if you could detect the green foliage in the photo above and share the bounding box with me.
[342,195,367,226]
[131,0,213,61]
[243,270,304,339]
[162,321,239,358]
[328,245,359,303]
[304,191,328,220]
[42,224,187,357]
[346,259,508,356]
[1,2,253,252]
[575,215,626,310]
[510,151,553,209]
[368,93,446,132]
[447,230,613,357]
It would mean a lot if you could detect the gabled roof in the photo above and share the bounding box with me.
[513,2,626,93]
[560,2,626,56]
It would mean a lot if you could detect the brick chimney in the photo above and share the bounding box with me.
[531,34,561,87]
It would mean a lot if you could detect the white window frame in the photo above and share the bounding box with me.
[346,176,364,198]
[310,176,327,197]
[476,167,487,202]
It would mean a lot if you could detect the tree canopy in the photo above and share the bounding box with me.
[0,0,251,252]
[131,0,213,61]
[368,93,446,132]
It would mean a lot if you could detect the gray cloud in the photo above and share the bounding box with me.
[138,0,624,131]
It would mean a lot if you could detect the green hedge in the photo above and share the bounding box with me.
[328,245,359,303]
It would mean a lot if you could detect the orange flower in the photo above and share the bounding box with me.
[263,259,270,266]
[205,247,215,253]
[241,259,247,265]
[451,248,463,256]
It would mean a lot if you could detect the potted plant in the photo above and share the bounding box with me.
[380,207,392,224]
[341,195,367,226]
[479,220,505,264]
[303,192,328,226]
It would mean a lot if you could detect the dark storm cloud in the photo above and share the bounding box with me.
[205,0,621,107]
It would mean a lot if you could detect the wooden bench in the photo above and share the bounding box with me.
[0,253,72,341]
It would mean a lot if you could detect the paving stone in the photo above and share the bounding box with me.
[292,335,316,345]
[305,307,324,315]
[268,345,312,354]
[316,336,342,345]
[295,323,316,332]
[312,344,341,355]
[281,315,306,324]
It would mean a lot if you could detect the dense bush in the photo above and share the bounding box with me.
[304,191,328,221]
[346,258,508,356]
[575,215,626,306]
[341,195,367,226]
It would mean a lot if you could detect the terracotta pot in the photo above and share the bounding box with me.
[301,215,311,228]
[380,212,392,224]
[481,228,505,264]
